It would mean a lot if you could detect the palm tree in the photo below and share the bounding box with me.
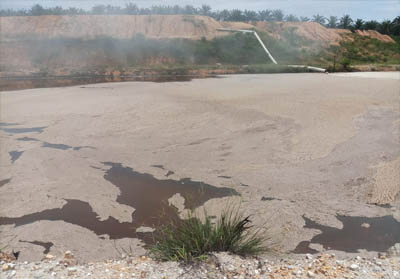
[258,10,272,21]
[199,5,212,16]
[364,20,379,30]
[124,3,139,15]
[354,19,364,30]
[66,7,83,15]
[105,5,121,14]
[244,10,258,21]
[49,6,64,15]
[230,9,244,21]
[91,5,106,15]
[340,15,353,29]
[285,14,299,22]
[217,9,231,21]
[312,14,326,25]
[300,16,310,22]
[327,16,338,28]
[272,10,284,21]
[30,4,46,16]
[183,5,196,15]
[391,16,400,36]
[379,20,392,34]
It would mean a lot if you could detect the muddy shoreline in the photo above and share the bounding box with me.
[0,74,214,91]
[2,66,398,92]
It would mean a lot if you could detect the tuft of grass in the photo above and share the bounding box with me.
[150,208,268,262]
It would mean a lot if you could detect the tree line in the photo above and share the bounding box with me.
[1,3,399,36]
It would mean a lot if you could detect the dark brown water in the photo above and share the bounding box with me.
[15,137,94,150]
[41,141,95,151]
[0,199,147,240]
[0,162,239,242]
[72,146,95,151]
[293,215,400,253]
[0,122,19,127]
[374,203,393,209]
[42,142,72,150]
[19,240,54,254]
[218,175,232,179]
[151,165,166,170]
[0,126,47,134]
[0,179,11,187]
[261,197,281,201]
[9,151,23,163]
[17,137,40,142]
[102,162,239,228]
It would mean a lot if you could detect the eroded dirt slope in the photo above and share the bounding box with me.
[356,30,395,43]
[253,21,351,45]
[1,15,394,44]
[0,15,224,40]
[0,15,396,77]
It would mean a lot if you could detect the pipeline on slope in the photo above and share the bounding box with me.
[217,28,326,73]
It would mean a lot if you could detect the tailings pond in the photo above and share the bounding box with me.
[1,73,399,260]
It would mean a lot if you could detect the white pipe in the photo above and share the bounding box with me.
[287,65,326,73]
[217,28,277,64]
[217,28,326,72]
[253,31,278,65]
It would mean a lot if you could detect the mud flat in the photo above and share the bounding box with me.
[0,73,399,262]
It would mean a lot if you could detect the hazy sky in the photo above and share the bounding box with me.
[0,0,398,21]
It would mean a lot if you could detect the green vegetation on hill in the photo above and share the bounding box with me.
[324,34,400,71]
[10,30,399,74]
[22,31,322,70]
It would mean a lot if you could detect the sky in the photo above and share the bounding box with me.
[0,0,398,21]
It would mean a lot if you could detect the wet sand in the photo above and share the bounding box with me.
[0,73,399,262]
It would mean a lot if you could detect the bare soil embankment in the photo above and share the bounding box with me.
[254,21,351,45]
[0,15,397,88]
[1,15,393,44]
[355,30,395,43]
[0,15,224,40]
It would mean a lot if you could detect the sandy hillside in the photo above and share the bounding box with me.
[254,21,351,45]
[355,29,395,43]
[220,21,255,30]
[1,15,394,45]
[0,15,224,40]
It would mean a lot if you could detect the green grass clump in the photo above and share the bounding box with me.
[150,209,267,262]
